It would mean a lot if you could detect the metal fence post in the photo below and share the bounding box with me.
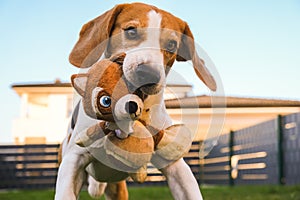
[277,115,285,185]
[229,130,234,186]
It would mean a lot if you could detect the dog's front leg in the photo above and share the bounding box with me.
[160,158,203,200]
[55,151,92,200]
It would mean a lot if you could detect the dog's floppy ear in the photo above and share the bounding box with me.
[69,4,126,68]
[71,74,88,96]
[176,23,217,91]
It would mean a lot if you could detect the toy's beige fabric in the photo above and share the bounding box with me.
[151,124,193,169]
[104,121,154,170]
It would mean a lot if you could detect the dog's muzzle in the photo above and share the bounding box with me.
[135,64,161,86]
[132,64,163,95]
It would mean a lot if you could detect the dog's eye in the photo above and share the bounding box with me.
[99,96,111,108]
[166,40,177,53]
[125,27,138,40]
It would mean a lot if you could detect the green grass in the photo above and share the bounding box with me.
[201,185,300,200]
[0,185,299,200]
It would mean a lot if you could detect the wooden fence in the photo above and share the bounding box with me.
[0,144,59,189]
[0,112,299,189]
[0,142,200,189]
[200,112,300,185]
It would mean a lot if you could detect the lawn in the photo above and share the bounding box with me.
[0,185,299,200]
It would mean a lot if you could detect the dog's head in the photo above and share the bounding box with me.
[71,53,144,123]
[69,3,216,95]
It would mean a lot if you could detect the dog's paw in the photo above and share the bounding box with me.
[88,176,107,199]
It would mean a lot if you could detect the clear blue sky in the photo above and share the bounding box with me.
[1,0,300,143]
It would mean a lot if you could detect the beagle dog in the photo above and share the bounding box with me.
[55,2,216,200]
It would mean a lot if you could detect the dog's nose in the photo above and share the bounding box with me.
[135,65,161,85]
[125,101,138,114]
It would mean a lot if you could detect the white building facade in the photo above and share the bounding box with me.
[11,80,193,144]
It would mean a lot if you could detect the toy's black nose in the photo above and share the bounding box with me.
[125,101,138,114]
[136,64,161,85]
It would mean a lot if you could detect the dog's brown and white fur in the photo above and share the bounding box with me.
[55,3,216,200]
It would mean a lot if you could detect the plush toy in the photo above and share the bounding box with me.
[71,53,193,182]
[71,53,153,182]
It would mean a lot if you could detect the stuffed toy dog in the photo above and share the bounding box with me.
[71,53,154,182]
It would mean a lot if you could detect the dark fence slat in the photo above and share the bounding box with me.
[0,144,60,149]
[0,152,58,157]
[283,112,300,185]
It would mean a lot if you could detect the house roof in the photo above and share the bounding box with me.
[11,79,71,88]
[11,81,191,89]
[11,79,73,96]
[165,95,300,108]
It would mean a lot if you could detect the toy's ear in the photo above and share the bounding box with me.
[109,52,126,65]
[71,74,88,97]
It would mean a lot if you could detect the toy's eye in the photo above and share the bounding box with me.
[99,96,111,108]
